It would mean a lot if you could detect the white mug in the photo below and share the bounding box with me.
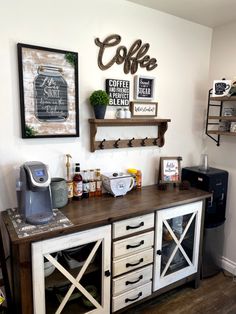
[116,108,125,119]
[124,109,131,118]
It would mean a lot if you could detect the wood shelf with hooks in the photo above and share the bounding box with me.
[88,118,171,152]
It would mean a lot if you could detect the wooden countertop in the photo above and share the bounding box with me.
[1,185,211,244]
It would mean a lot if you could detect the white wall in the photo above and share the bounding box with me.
[208,21,236,270]
[0,0,212,210]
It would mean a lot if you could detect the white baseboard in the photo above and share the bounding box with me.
[220,256,236,275]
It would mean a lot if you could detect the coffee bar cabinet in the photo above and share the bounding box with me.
[153,201,202,291]
[0,186,211,313]
[32,225,111,314]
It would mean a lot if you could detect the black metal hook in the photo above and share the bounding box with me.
[128,137,135,147]
[153,138,158,145]
[114,138,121,148]
[141,137,148,146]
[99,139,106,149]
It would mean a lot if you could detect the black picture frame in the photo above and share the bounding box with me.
[17,43,79,138]
[159,157,181,184]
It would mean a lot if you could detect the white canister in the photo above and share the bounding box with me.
[115,108,125,119]
[124,108,131,118]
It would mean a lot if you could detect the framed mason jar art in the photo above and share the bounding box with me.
[17,43,79,138]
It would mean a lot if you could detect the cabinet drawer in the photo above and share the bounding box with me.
[113,248,153,277]
[112,281,152,312]
[113,213,154,239]
[112,264,153,296]
[113,231,154,259]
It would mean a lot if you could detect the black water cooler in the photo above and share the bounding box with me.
[182,166,228,278]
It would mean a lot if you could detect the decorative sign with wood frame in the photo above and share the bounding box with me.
[130,101,158,117]
[159,157,182,184]
[134,75,155,100]
[105,79,130,106]
[17,43,79,138]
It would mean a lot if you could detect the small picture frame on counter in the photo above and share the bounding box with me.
[159,156,182,184]
[130,101,158,117]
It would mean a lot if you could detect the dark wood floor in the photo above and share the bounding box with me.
[126,271,236,314]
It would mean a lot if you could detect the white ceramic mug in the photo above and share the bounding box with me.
[115,108,125,119]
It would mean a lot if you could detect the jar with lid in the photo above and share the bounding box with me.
[136,170,142,189]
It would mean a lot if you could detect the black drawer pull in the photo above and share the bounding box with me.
[156,250,162,255]
[126,275,143,285]
[126,221,144,230]
[125,292,142,303]
[126,258,143,268]
[126,240,144,249]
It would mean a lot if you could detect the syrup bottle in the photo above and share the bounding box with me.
[73,163,83,200]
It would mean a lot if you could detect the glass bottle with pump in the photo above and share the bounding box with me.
[89,169,96,197]
[95,169,102,196]
[73,163,83,200]
[82,170,89,199]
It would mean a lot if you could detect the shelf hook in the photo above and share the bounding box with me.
[141,137,148,146]
[153,138,158,145]
[99,139,106,149]
[128,137,135,147]
[114,138,121,148]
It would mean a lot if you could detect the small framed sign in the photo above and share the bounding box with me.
[130,101,158,117]
[134,75,155,100]
[159,157,182,184]
[106,79,130,106]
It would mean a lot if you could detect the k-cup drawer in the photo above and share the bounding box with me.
[112,281,152,312]
[113,213,154,239]
[112,264,153,296]
[113,248,153,277]
[113,231,154,259]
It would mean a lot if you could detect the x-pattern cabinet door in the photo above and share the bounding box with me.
[32,225,111,314]
[153,201,203,291]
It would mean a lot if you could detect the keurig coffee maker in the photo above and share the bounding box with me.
[18,161,53,225]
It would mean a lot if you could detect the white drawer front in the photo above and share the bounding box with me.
[113,213,154,239]
[113,248,153,277]
[113,231,154,259]
[112,281,152,312]
[112,264,153,296]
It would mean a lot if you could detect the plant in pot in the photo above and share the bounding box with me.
[89,90,110,119]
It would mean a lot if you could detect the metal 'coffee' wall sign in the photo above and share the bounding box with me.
[106,79,130,106]
[95,34,158,74]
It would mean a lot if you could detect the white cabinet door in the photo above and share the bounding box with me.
[153,201,203,291]
[32,225,111,314]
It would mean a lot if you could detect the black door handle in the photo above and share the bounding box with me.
[126,240,144,249]
[126,258,144,268]
[104,270,111,277]
[126,222,144,230]
[126,275,143,285]
[157,250,162,255]
[125,292,142,303]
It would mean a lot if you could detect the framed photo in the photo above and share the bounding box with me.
[159,157,181,184]
[130,101,158,117]
[17,43,79,138]
[134,75,155,100]
[106,79,130,106]
[212,80,231,97]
